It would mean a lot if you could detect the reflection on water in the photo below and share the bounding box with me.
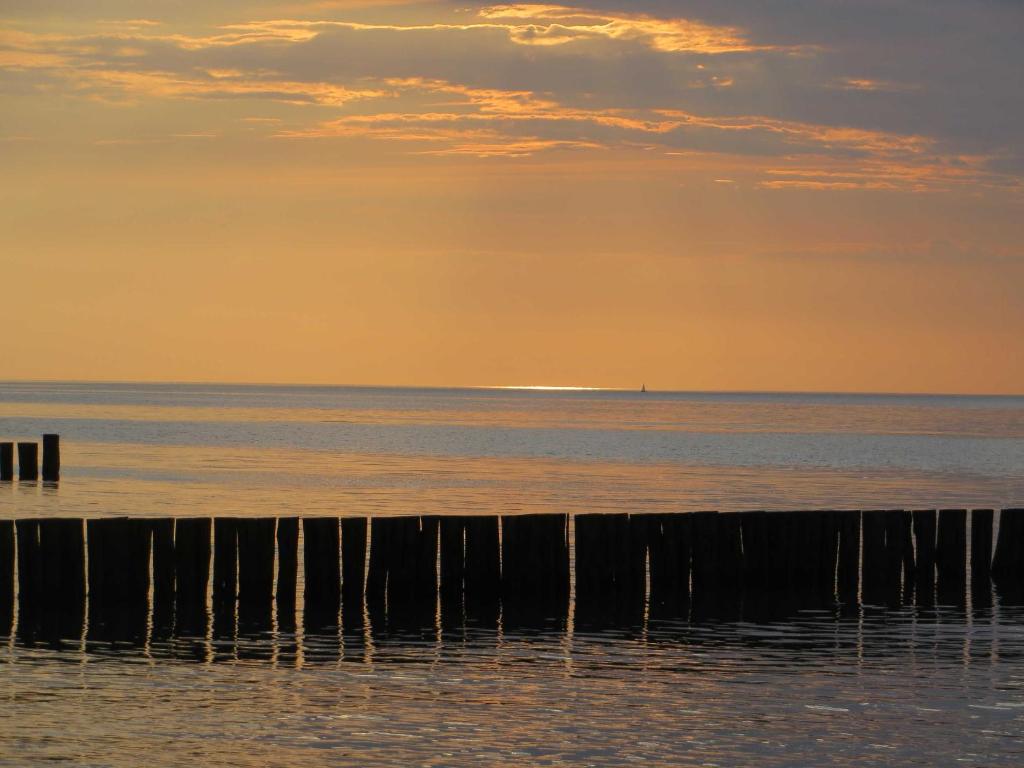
[3,607,1024,766]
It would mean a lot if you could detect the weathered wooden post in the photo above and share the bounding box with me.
[237,518,275,631]
[648,512,691,619]
[340,517,367,632]
[41,434,60,482]
[576,513,645,626]
[439,516,466,628]
[212,518,238,637]
[912,510,937,605]
[17,442,38,481]
[174,517,212,637]
[0,443,13,481]
[16,520,41,640]
[501,514,569,629]
[936,509,967,604]
[836,511,861,609]
[149,518,176,636]
[971,509,994,588]
[0,520,12,634]
[992,508,1024,602]
[38,518,85,639]
[302,517,340,631]
[88,518,151,642]
[463,515,500,626]
[276,517,299,632]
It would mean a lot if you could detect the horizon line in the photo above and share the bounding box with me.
[0,378,1021,399]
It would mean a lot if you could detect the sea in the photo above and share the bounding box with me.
[2,382,1024,766]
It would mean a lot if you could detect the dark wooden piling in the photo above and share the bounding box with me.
[374,516,437,630]
[884,510,913,604]
[501,514,569,629]
[0,443,13,481]
[807,511,841,606]
[936,509,967,604]
[0,520,13,634]
[438,517,464,612]
[439,516,466,627]
[38,518,85,639]
[15,520,41,640]
[17,442,38,481]
[212,518,238,637]
[276,517,299,632]
[88,518,151,642]
[237,518,275,631]
[861,510,889,605]
[971,509,994,590]
[340,517,367,632]
[365,516,390,622]
[41,434,60,482]
[150,518,175,634]
[992,509,1024,602]
[790,511,836,608]
[174,517,211,637]
[691,511,743,618]
[575,513,646,626]
[912,510,937,605]
[302,517,340,631]
[836,510,861,607]
[648,512,691,619]
[463,515,500,626]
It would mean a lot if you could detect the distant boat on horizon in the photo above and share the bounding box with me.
[641,383,646,393]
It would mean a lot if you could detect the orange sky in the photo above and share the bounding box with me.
[1,1,1022,393]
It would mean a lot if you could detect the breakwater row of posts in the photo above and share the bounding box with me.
[3,508,1024,645]
[0,434,59,482]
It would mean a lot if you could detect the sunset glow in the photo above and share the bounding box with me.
[2,1,1021,393]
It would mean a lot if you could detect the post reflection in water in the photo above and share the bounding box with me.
[3,511,1024,766]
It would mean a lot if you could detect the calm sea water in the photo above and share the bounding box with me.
[3,382,1024,766]
[1,382,1023,518]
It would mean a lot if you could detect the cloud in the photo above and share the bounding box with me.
[1,3,1021,190]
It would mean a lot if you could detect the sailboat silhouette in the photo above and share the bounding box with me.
[641,383,646,393]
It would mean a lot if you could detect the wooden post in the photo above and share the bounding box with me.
[16,520,41,640]
[439,516,466,628]
[41,434,60,482]
[501,514,569,629]
[912,510,937,605]
[88,518,151,641]
[0,443,13,481]
[836,511,861,608]
[212,518,238,637]
[883,510,911,604]
[276,517,299,632]
[149,519,176,635]
[648,512,691,619]
[936,509,967,604]
[0,520,12,635]
[237,518,275,631]
[993,509,1024,602]
[17,442,38,481]
[340,517,367,632]
[463,515,499,626]
[302,517,340,631]
[38,518,85,639]
[174,517,212,637]
[861,510,887,605]
[971,509,994,587]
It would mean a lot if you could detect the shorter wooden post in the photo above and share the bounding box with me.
[42,434,60,481]
[17,442,38,481]
[0,443,13,481]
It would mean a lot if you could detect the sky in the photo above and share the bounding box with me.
[1,0,1022,393]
